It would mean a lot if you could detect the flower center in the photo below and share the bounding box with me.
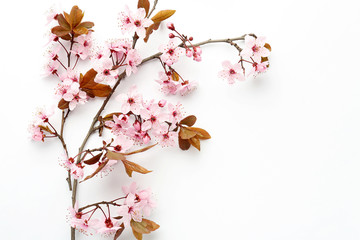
[128,98,135,104]
[103,69,110,75]
[75,212,82,219]
[150,116,157,123]
[134,20,141,27]
[252,45,260,52]
[167,49,174,55]
[229,69,236,74]
[105,218,114,228]
[114,145,122,152]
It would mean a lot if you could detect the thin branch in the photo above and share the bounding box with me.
[148,0,159,18]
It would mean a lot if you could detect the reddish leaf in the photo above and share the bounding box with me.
[79,69,112,97]
[57,14,70,30]
[138,0,150,16]
[106,150,126,161]
[51,26,71,37]
[81,158,109,182]
[69,5,84,28]
[121,159,152,177]
[264,43,272,52]
[60,34,72,41]
[58,99,69,110]
[76,21,94,29]
[114,223,125,240]
[180,115,197,126]
[131,219,160,236]
[179,127,197,139]
[151,10,176,22]
[123,143,157,156]
[83,153,102,165]
[178,135,191,150]
[189,136,201,151]
[144,22,161,42]
[73,26,88,35]
[187,127,211,139]
[132,228,143,240]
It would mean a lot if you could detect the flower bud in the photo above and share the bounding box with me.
[158,99,167,108]
[189,36,193,41]
[167,22,175,31]
[169,33,175,38]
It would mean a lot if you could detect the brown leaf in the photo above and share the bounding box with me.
[58,99,69,110]
[113,216,123,220]
[81,158,109,182]
[138,0,150,16]
[131,219,160,234]
[39,125,54,134]
[76,21,94,29]
[189,136,201,151]
[187,127,211,140]
[106,150,126,161]
[121,159,152,177]
[114,223,125,240]
[123,143,157,156]
[132,228,143,240]
[57,14,70,30]
[60,34,72,41]
[178,135,191,150]
[264,43,272,52]
[51,26,71,37]
[151,10,176,22]
[179,127,197,139]
[79,69,112,97]
[73,26,88,35]
[144,22,161,42]
[180,115,197,126]
[69,5,84,28]
[83,153,102,165]
[64,11,71,24]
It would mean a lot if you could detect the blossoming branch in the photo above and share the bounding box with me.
[30,1,272,240]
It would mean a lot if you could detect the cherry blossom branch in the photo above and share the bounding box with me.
[148,0,158,17]
[78,198,125,212]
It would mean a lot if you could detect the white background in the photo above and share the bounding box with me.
[1,0,360,239]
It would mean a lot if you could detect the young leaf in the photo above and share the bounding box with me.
[151,10,176,22]
[73,26,88,35]
[189,136,201,151]
[179,127,197,139]
[264,43,272,52]
[79,69,112,97]
[121,159,152,177]
[69,5,84,28]
[187,127,211,139]
[57,14,70,30]
[76,21,95,29]
[138,0,150,16]
[83,153,102,165]
[58,99,69,110]
[81,158,109,182]
[114,223,125,240]
[144,22,161,42]
[123,143,157,156]
[180,115,197,126]
[132,228,143,240]
[51,26,71,37]
[178,135,191,150]
[106,150,126,161]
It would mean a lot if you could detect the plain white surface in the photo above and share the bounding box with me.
[1,0,360,239]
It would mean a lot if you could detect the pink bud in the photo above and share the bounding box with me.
[143,133,151,144]
[158,99,167,108]
[167,22,175,31]
[189,36,193,41]
[169,33,175,38]
[133,120,141,131]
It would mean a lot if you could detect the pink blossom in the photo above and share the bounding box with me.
[116,86,143,115]
[60,69,79,84]
[91,48,108,61]
[121,182,155,217]
[131,8,153,38]
[28,124,44,141]
[218,60,244,84]
[60,155,75,170]
[48,45,61,61]
[178,80,197,96]
[94,59,119,85]
[68,201,99,234]
[46,9,58,25]
[96,216,122,235]
[107,38,132,60]
[158,99,167,108]
[159,39,185,66]
[70,163,84,180]
[155,72,179,95]
[44,61,60,76]
[248,61,268,77]
[111,135,134,153]
[118,6,134,34]
[241,35,270,63]
[46,34,59,46]
[155,126,177,147]
[168,103,184,124]
[105,114,130,136]
[125,49,142,76]
[62,82,88,111]
[140,103,167,131]
[117,193,144,227]
[192,46,202,62]
[75,33,92,50]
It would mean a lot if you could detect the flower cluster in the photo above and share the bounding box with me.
[28,107,54,141]
[105,85,183,147]
[68,182,156,236]
[218,35,271,84]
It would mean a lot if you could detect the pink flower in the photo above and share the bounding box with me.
[46,8,58,25]
[158,99,167,108]
[118,6,134,34]
[116,86,143,115]
[60,69,79,84]
[192,46,202,62]
[105,114,130,136]
[68,201,100,234]
[167,103,184,124]
[96,216,122,235]
[94,59,119,85]
[140,103,167,131]
[117,193,144,228]
[48,45,61,61]
[107,38,132,60]
[44,61,60,76]
[70,163,84,180]
[159,39,185,66]
[122,182,155,217]
[178,80,197,96]
[75,33,92,50]
[125,49,142,76]
[28,124,44,141]
[111,135,134,153]
[155,126,177,147]
[60,154,75,170]
[218,60,244,84]
[131,8,153,38]
[71,46,89,60]
[241,35,270,63]
[62,82,88,111]
[155,72,179,95]
[248,61,268,77]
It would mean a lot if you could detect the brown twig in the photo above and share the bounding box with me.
[148,0,159,18]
